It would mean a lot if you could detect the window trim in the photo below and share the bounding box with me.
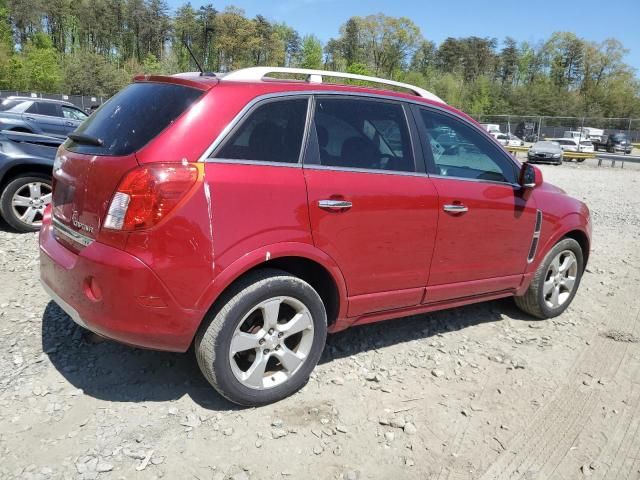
[209,95,312,166]
[198,90,522,181]
[410,103,521,186]
[303,94,420,175]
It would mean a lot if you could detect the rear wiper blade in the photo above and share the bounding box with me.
[68,132,103,146]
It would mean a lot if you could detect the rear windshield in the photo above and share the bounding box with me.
[64,82,204,156]
[0,99,22,111]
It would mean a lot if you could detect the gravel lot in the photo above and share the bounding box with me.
[1,159,640,480]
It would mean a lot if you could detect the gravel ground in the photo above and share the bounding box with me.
[1,159,640,480]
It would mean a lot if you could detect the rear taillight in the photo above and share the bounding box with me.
[104,162,203,231]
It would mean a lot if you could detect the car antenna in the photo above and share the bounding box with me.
[182,34,215,77]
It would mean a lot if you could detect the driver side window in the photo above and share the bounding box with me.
[418,108,517,183]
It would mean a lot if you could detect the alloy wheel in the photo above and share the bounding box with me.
[229,296,314,390]
[11,181,52,227]
[543,250,578,308]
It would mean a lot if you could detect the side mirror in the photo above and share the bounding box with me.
[519,162,543,188]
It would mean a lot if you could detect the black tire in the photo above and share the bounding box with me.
[577,158,585,163]
[0,174,52,232]
[514,238,584,319]
[195,269,327,406]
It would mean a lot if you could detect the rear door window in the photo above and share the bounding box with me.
[214,98,309,164]
[307,97,415,172]
[65,82,204,156]
[36,102,61,117]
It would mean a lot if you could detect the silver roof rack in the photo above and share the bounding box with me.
[221,67,445,104]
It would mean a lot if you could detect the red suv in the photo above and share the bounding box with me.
[39,68,591,406]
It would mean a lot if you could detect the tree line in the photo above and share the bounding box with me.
[1,0,639,118]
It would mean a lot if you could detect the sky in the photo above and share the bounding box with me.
[166,0,640,71]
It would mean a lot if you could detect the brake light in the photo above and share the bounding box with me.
[104,162,203,231]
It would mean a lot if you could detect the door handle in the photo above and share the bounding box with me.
[443,204,468,213]
[318,200,352,211]
[26,117,35,121]
[65,121,75,126]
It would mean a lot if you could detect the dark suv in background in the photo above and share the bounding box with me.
[0,97,88,138]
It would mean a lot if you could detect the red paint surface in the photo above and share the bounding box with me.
[40,75,591,351]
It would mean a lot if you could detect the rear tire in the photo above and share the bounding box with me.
[0,174,52,232]
[515,238,584,319]
[195,269,327,406]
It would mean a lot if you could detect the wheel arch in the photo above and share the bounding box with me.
[563,229,590,269]
[0,163,53,192]
[194,243,348,334]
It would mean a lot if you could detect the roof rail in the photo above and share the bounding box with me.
[221,67,445,104]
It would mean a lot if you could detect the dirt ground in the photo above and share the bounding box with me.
[1,159,639,480]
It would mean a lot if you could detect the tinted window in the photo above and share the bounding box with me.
[25,103,39,114]
[65,82,204,156]
[310,98,414,172]
[37,102,60,117]
[419,109,517,183]
[215,98,308,164]
[62,105,88,121]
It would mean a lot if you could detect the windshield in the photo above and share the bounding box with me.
[65,82,204,156]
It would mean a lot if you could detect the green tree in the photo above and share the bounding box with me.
[19,32,62,91]
[300,35,323,69]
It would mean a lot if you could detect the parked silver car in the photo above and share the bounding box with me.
[527,140,563,165]
[0,97,88,138]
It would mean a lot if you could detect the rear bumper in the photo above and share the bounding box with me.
[39,218,204,352]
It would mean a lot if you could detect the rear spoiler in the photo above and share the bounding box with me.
[133,74,218,91]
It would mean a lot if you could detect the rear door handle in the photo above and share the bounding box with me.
[65,121,75,126]
[318,200,352,211]
[443,204,468,213]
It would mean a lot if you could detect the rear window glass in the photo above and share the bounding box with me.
[0,100,22,111]
[65,82,204,156]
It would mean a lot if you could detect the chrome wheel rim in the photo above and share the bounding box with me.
[229,296,314,390]
[11,181,52,227]
[543,250,578,308]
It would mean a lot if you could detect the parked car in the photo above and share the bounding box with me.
[549,138,594,155]
[0,130,61,231]
[527,141,563,165]
[593,133,633,154]
[0,97,88,138]
[39,67,591,406]
[496,133,525,147]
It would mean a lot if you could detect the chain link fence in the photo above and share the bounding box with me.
[0,90,105,112]
[475,114,640,145]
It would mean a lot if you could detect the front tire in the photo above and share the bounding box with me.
[0,174,52,232]
[195,269,327,406]
[515,238,584,319]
